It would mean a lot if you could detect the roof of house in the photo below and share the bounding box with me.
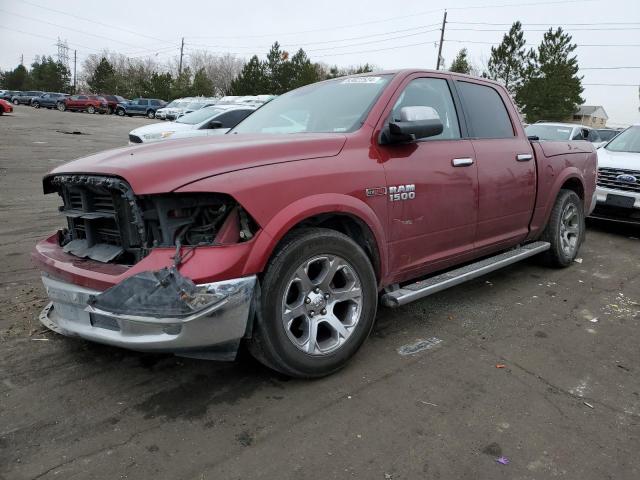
[576,105,608,119]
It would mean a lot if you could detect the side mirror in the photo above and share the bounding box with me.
[380,106,444,144]
[207,120,223,129]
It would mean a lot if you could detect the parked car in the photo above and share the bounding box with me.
[11,91,44,105]
[0,90,19,101]
[32,92,69,109]
[57,94,109,113]
[99,94,128,114]
[596,128,622,143]
[115,98,167,118]
[33,70,596,378]
[128,104,256,144]
[154,98,192,120]
[0,98,13,115]
[525,122,605,147]
[590,125,640,223]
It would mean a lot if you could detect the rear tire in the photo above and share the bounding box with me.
[147,110,155,119]
[116,108,125,116]
[539,189,585,267]
[249,228,377,378]
[57,102,66,112]
[33,101,40,108]
[12,99,19,105]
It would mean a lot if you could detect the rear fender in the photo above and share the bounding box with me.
[527,167,585,240]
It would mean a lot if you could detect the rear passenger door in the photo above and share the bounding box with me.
[455,80,536,251]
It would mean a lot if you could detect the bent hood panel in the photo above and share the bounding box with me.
[48,133,347,194]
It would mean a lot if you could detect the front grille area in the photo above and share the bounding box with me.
[129,134,142,143]
[597,167,640,193]
[51,175,145,264]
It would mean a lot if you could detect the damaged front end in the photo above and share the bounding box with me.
[36,174,260,359]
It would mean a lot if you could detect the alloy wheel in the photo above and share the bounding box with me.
[559,203,579,257]
[281,255,363,356]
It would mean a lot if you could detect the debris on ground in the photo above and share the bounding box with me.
[584,402,594,409]
[496,456,510,465]
[397,337,442,356]
[574,258,583,264]
[496,364,506,369]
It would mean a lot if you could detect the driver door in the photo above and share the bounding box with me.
[376,74,478,279]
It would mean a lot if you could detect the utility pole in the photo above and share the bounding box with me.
[436,10,447,70]
[178,37,184,75]
[20,54,24,65]
[73,50,77,93]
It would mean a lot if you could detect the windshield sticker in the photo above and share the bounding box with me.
[557,129,571,133]
[340,76,383,84]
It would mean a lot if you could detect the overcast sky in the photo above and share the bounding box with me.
[1,0,639,125]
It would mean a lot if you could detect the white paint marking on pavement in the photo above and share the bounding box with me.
[398,337,442,356]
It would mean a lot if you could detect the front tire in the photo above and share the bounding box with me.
[57,102,66,112]
[87,105,95,114]
[249,228,377,378]
[116,108,125,116]
[540,189,585,267]
[12,99,19,105]
[33,101,40,108]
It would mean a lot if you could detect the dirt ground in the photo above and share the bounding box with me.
[1,105,639,480]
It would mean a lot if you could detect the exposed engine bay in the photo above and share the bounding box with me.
[44,174,256,264]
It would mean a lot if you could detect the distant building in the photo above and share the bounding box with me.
[566,105,609,128]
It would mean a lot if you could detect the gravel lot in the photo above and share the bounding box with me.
[1,105,639,480]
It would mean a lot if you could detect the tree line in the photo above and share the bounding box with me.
[448,22,583,122]
[1,25,582,122]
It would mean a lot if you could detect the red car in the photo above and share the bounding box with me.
[99,94,128,114]
[0,98,13,115]
[33,69,597,377]
[57,94,108,114]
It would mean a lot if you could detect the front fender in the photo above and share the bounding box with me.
[241,193,388,281]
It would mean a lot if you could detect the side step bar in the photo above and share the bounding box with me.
[381,241,550,308]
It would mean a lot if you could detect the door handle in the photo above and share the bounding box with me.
[516,153,533,161]
[452,157,474,167]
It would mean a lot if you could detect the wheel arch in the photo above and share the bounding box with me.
[242,194,388,286]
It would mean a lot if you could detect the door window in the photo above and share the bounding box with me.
[391,78,460,140]
[137,99,149,106]
[78,95,88,100]
[457,81,514,138]
[215,109,254,128]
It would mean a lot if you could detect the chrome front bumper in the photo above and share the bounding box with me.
[590,186,640,223]
[40,274,256,360]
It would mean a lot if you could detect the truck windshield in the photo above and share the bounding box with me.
[605,126,640,153]
[231,75,392,134]
[525,124,573,141]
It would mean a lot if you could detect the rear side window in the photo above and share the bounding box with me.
[137,99,149,106]
[458,81,514,138]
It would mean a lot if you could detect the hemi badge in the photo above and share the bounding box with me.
[365,187,387,197]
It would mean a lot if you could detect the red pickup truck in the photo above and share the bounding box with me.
[33,70,597,377]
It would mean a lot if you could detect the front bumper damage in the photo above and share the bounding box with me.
[40,268,257,360]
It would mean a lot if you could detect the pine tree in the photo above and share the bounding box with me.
[487,21,533,92]
[290,49,321,89]
[29,56,71,92]
[449,49,471,74]
[230,55,269,95]
[148,72,172,100]
[192,68,214,96]
[3,64,29,90]
[517,27,583,122]
[87,57,116,93]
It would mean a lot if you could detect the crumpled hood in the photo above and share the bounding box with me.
[47,133,347,194]
[597,147,640,170]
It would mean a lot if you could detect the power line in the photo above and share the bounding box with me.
[172,0,597,40]
[583,83,639,86]
[449,21,640,26]
[313,39,441,58]
[446,39,640,47]
[448,26,640,32]
[0,25,102,53]
[0,7,154,50]
[187,24,441,46]
[15,0,175,45]
[581,66,640,70]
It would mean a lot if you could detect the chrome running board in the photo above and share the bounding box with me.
[381,241,550,307]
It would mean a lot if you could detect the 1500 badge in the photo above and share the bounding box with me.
[365,184,416,202]
[388,184,416,202]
